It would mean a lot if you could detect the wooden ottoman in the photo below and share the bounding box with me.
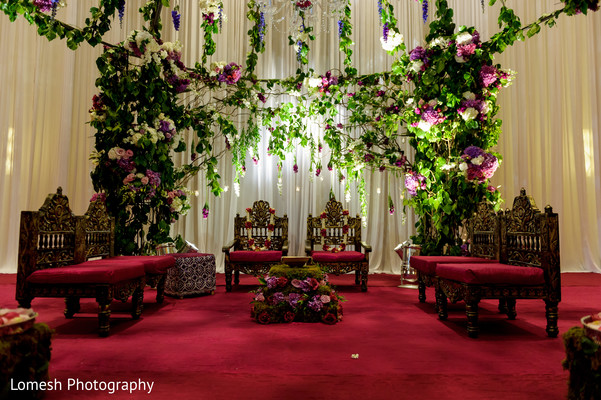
[165,253,216,298]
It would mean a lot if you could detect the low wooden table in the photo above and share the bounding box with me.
[165,253,216,298]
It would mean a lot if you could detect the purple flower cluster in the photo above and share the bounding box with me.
[421,106,446,125]
[90,193,106,203]
[158,119,176,139]
[318,71,339,94]
[203,13,216,25]
[33,0,53,12]
[383,22,389,41]
[217,62,242,85]
[258,11,266,44]
[202,203,209,219]
[117,158,135,173]
[462,146,499,183]
[118,0,126,26]
[409,46,428,62]
[288,293,301,309]
[272,292,285,304]
[172,9,181,31]
[377,0,383,21]
[404,170,427,196]
[479,65,499,88]
[145,169,161,187]
[338,20,344,38]
[308,295,323,312]
[422,0,429,23]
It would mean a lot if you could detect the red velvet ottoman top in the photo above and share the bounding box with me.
[435,263,545,285]
[410,256,497,275]
[27,260,145,285]
[108,256,176,274]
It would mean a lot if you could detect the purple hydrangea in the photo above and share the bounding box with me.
[404,171,427,196]
[420,106,446,126]
[308,295,323,312]
[266,276,279,289]
[288,293,302,309]
[409,46,427,61]
[463,145,486,160]
[480,65,499,88]
[273,292,285,304]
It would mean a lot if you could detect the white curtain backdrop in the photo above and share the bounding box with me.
[1,1,599,274]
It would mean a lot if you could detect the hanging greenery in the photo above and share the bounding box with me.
[1,0,598,255]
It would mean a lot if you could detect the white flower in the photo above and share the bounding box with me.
[455,31,473,46]
[471,155,484,166]
[440,163,456,171]
[463,91,476,100]
[307,77,322,88]
[460,107,479,121]
[409,60,424,74]
[428,99,438,107]
[108,148,119,160]
[380,31,404,52]
[417,120,432,132]
[459,162,468,171]
[209,61,226,76]
[454,55,467,64]
[171,197,183,213]
[406,98,414,105]
[198,0,220,15]
[428,36,447,48]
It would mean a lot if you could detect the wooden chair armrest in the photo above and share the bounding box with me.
[282,241,289,256]
[360,241,372,253]
[222,239,236,253]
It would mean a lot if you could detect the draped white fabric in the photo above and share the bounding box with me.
[0,1,599,274]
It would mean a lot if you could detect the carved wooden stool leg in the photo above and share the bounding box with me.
[418,277,427,303]
[225,265,233,292]
[498,298,508,314]
[64,297,80,318]
[132,285,144,320]
[505,298,517,320]
[466,301,480,338]
[234,270,240,285]
[97,302,111,337]
[545,300,559,338]
[18,297,33,309]
[155,275,166,304]
[355,270,360,285]
[436,289,448,320]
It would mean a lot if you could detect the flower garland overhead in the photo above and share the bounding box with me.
[2,0,598,255]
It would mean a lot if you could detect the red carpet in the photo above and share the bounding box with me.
[1,272,600,399]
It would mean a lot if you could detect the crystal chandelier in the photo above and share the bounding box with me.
[255,0,349,33]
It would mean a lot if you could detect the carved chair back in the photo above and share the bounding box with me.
[467,201,500,260]
[306,198,362,249]
[501,188,560,298]
[81,199,115,260]
[18,187,78,275]
[233,200,288,250]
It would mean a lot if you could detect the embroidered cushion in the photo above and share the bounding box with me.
[436,263,545,285]
[410,256,497,275]
[229,250,282,262]
[311,251,365,263]
[27,261,145,285]
[106,256,176,274]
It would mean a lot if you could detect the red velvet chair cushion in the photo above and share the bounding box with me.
[435,263,545,285]
[229,250,282,262]
[410,256,497,275]
[107,256,176,274]
[27,261,145,285]
[311,251,365,263]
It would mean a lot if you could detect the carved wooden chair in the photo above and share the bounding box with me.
[305,198,371,291]
[222,200,288,292]
[435,189,561,338]
[411,201,500,305]
[16,188,146,336]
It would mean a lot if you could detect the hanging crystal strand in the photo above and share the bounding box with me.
[118,0,125,28]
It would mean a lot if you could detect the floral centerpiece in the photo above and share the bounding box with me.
[250,264,345,324]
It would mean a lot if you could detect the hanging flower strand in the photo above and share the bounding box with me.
[172,7,181,31]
